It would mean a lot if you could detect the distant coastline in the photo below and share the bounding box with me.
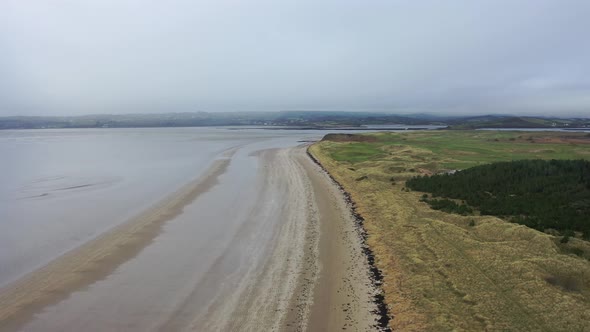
[1,111,588,130]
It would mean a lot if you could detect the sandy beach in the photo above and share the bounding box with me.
[0,145,379,331]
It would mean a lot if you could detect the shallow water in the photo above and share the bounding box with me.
[0,127,324,287]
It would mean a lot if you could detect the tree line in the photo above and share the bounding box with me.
[406,159,590,239]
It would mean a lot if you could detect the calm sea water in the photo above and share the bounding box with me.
[0,127,328,287]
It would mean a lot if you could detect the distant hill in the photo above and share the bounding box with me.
[0,112,588,130]
[0,111,439,129]
[447,115,590,129]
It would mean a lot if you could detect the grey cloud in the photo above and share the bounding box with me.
[0,0,589,116]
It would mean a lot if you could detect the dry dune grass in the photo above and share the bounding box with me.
[309,131,590,331]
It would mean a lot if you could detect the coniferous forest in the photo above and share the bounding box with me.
[406,159,590,238]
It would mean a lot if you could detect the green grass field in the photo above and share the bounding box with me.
[323,130,590,170]
[311,130,590,331]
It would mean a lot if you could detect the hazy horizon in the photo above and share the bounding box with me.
[2,110,590,119]
[1,1,590,117]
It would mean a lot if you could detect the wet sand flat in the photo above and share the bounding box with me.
[0,153,233,332]
[0,145,377,331]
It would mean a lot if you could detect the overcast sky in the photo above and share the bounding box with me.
[1,0,589,117]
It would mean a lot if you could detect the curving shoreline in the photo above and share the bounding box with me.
[306,146,393,332]
[0,144,385,331]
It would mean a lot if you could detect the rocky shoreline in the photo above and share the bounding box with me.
[306,146,392,332]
